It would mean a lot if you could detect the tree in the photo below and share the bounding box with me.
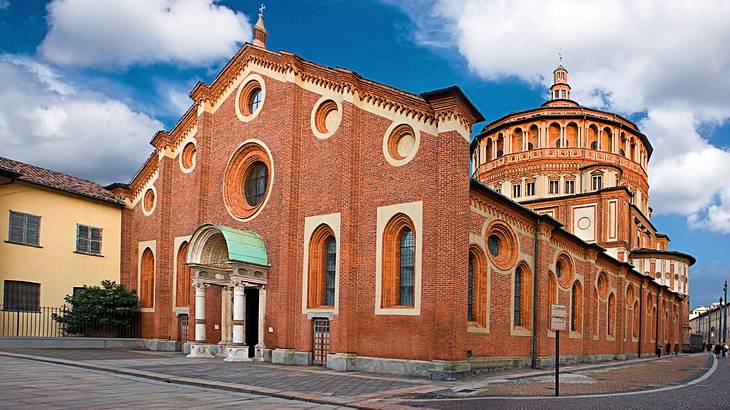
[53,280,140,336]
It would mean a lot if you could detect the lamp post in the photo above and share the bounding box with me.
[719,297,723,351]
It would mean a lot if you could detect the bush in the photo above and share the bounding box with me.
[53,280,140,336]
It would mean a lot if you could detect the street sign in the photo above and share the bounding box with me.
[550,304,567,331]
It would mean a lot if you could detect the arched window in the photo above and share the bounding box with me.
[548,272,557,307]
[468,246,487,326]
[529,125,539,149]
[602,128,612,152]
[566,123,578,148]
[608,293,616,337]
[512,128,523,153]
[307,224,337,308]
[496,134,505,157]
[382,214,416,308]
[140,248,154,308]
[486,139,493,161]
[244,161,268,206]
[514,264,531,329]
[588,125,598,149]
[571,281,583,333]
[632,301,640,339]
[176,241,190,307]
[651,306,656,340]
[593,287,599,337]
[549,123,561,147]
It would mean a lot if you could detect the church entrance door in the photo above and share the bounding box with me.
[312,318,330,366]
[244,287,259,358]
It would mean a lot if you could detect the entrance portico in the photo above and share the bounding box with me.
[183,224,269,361]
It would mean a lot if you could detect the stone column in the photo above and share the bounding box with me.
[219,285,233,356]
[187,277,213,358]
[255,284,267,361]
[225,278,250,361]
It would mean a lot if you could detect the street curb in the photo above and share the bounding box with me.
[0,351,421,410]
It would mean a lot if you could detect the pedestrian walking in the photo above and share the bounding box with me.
[673,344,679,356]
[714,344,721,357]
[656,343,662,358]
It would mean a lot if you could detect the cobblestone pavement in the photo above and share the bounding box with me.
[0,356,342,409]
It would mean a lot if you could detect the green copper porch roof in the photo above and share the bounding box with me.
[214,224,270,268]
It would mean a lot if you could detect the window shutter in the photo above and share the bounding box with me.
[77,225,89,252]
[90,227,102,254]
[25,215,40,245]
[9,212,25,243]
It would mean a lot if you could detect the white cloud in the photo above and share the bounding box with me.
[395,0,730,232]
[0,56,163,184]
[0,1,10,10]
[39,0,252,68]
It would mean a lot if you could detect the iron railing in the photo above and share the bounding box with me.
[0,305,140,338]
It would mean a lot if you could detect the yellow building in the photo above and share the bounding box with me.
[0,156,122,313]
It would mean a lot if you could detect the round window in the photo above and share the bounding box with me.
[384,123,419,165]
[223,141,272,221]
[484,221,517,270]
[181,142,196,171]
[237,78,265,118]
[244,161,268,206]
[143,188,155,214]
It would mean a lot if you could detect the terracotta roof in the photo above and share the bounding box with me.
[0,156,124,206]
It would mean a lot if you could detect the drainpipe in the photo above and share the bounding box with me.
[638,280,644,357]
[531,216,541,369]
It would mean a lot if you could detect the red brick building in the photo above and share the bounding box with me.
[113,14,693,379]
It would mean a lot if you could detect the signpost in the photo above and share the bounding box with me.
[550,304,568,397]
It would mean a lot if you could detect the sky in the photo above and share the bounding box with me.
[1,0,729,308]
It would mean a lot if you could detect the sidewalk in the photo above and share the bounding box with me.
[0,348,714,407]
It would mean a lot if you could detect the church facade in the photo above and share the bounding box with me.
[112,14,693,379]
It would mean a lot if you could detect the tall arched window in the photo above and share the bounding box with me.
[468,246,487,326]
[399,228,415,305]
[593,287,599,337]
[176,241,190,307]
[632,301,640,339]
[514,267,523,326]
[602,128,612,152]
[566,123,578,147]
[548,272,557,307]
[511,128,523,153]
[307,224,337,308]
[608,293,616,337]
[571,281,583,333]
[529,125,539,149]
[382,214,416,308]
[140,248,154,308]
[549,123,561,147]
[514,264,531,329]
[486,139,493,161]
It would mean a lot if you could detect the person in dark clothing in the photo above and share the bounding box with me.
[656,343,662,358]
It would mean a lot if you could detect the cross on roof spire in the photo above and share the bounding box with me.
[259,3,265,15]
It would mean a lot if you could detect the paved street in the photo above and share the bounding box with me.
[0,349,723,409]
[405,353,728,409]
[0,356,341,409]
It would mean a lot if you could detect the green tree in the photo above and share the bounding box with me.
[53,280,140,336]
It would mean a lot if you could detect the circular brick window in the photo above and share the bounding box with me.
[555,253,575,289]
[180,142,196,171]
[597,271,609,300]
[485,221,517,270]
[626,284,636,307]
[236,76,266,122]
[224,141,272,221]
[312,99,340,138]
[143,188,156,215]
[383,122,419,166]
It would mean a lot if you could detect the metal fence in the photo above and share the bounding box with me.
[0,305,140,338]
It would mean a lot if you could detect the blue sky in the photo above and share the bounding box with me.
[1,0,729,308]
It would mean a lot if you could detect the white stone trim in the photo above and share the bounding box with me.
[301,213,341,315]
[382,120,421,167]
[234,73,267,123]
[172,235,192,311]
[222,138,275,222]
[375,201,423,316]
[137,240,157,313]
[310,95,343,140]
